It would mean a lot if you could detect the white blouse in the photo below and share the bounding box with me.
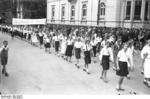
[74,42,83,48]
[101,40,106,48]
[83,44,92,51]
[90,40,97,46]
[117,49,129,62]
[141,45,150,59]
[53,36,59,41]
[67,40,73,45]
[0,46,9,52]
[99,46,113,62]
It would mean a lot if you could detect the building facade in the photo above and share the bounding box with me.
[47,0,150,29]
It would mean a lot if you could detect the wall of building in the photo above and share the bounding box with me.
[47,0,150,29]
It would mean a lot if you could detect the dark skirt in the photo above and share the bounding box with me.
[65,45,73,57]
[11,31,14,37]
[92,46,97,57]
[84,51,91,64]
[1,57,8,66]
[45,43,51,48]
[24,33,27,39]
[75,48,81,59]
[116,61,129,77]
[39,37,44,45]
[97,42,101,53]
[55,41,60,52]
[28,34,31,40]
[101,55,110,70]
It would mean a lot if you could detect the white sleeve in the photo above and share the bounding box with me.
[117,51,121,59]
[109,48,114,62]
[141,46,146,59]
[0,47,2,52]
[99,48,104,61]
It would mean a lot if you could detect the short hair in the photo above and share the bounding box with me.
[3,40,8,44]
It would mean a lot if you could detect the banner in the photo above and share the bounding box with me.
[12,18,46,25]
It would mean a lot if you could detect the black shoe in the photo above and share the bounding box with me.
[83,69,86,72]
[116,88,125,91]
[5,72,9,77]
[86,71,90,75]
[141,71,144,75]
[2,69,5,74]
[126,76,131,80]
[113,68,117,71]
[100,76,103,80]
[143,80,148,85]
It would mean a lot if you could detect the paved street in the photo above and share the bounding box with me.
[0,33,150,95]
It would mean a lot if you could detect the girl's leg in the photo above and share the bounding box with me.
[2,65,8,77]
[100,69,104,79]
[83,64,87,71]
[104,70,108,82]
[117,76,124,90]
[45,48,47,52]
[69,57,72,63]
[49,48,51,54]
[144,78,148,84]
[86,64,90,74]
[147,78,150,87]
[127,67,131,79]
[2,65,5,74]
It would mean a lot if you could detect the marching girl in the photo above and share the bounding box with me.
[31,32,38,47]
[116,43,130,91]
[141,39,150,88]
[60,34,67,59]
[74,37,83,68]
[101,38,107,48]
[99,41,113,83]
[10,26,15,40]
[113,39,122,71]
[53,33,60,56]
[95,35,102,54]
[126,39,135,79]
[83,40,92,74]
[38,31,44,49]
[44,35,51,54]
[0,41,9,77]
[27,29,32,43]
[90,37,98,63]
[65,36,74,63]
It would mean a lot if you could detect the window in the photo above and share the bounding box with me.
[125,1,131,20]
[144,1,149,20]
[70,5,75,21]
[134,0,142,20]
[61,4,65,22]
[99,2,106,20]
[82,3,87,20]
[51,5,55,21]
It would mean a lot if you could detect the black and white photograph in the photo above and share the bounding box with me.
[0,0,150,97]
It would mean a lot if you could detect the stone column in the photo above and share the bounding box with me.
[121,0,126,27]
[20,2,23,19]
[148,1,150,20]
[141,0,146,21]
[130,0,135,21]
[130,0,135,28]
[16,0,20,18]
